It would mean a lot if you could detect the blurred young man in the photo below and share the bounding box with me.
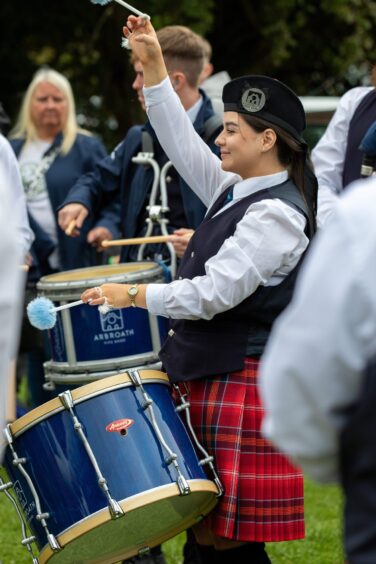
[58,26,222,265]
[260,176,376,563]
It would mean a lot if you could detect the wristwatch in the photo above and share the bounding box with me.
[128,284,139,307]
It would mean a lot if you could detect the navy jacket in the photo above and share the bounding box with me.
[11,133,120,272]
[59,91,221,262]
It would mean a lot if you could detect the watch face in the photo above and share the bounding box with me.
[129,286,138,296]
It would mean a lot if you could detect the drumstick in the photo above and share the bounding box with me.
[101,235,173,247]
[65,219,76,236]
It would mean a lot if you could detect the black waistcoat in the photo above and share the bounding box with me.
[339,356,376,563]
[343,89,376,189]
[159,179,311,382]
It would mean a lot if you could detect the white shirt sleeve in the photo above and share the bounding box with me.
[147,198,308,319]
[144,77,239,207]
[311,87,373,228]
[0,134,34,257]
[259,177,376,483]
[0,174,24,462]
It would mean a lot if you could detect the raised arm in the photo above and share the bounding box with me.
[124,17,236,205]
[124,16,167,86]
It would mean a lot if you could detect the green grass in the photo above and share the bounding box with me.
[0,476,344,563]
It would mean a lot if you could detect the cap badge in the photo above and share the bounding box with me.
[241,88,266,113]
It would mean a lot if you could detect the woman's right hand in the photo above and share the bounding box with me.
[170,228,194,258]
[123,16,167,86]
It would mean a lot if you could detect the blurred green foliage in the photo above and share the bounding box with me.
[0,0,374,149]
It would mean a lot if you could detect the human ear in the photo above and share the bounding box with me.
[170,72,185,90]
[262,128,277,151]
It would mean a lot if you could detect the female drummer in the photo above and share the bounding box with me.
[82,15,317,563]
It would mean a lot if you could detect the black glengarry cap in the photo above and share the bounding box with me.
[223,75,306,143]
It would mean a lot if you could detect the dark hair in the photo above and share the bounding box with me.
[241,114,317,233]
[241,114,306,191]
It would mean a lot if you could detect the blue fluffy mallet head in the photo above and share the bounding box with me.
[90,0,112,5]
[27,297,57,330]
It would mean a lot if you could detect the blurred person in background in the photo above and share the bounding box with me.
[260,175,376,564]
[198,35,230,119]
[0,135,28,453]
[312,63,376,227]
[0,133,33,259]
[58,26,222,268]
[170,36,232,258]
[9,67,119,408]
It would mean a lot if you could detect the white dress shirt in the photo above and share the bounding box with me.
[260,176,376,483]
[311,86,373,228]
[0,133,34,257]
[0,160,24,461]
[144,78,309,320]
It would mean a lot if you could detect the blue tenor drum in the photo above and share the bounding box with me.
[36,263,168,387]
[1,370,219,563]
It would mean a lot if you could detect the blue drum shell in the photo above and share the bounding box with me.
[49,305,167,363]
[3,375,210,550]
[37,263,168,367]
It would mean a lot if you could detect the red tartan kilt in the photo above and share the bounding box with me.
[178,357,305,542]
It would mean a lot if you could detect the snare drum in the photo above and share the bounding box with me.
[37,263,168,382]
[1,370,219,563]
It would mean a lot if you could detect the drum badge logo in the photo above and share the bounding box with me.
[100,309,124,332]
[241,88,266,112]
[106,418,135,436]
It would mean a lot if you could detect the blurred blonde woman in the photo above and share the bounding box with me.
[9,68,118,408]
[12,67,87,154]
[9,67,116,270]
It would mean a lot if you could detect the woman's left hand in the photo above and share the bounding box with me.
[81,283,128,309]
[81,283,147,310]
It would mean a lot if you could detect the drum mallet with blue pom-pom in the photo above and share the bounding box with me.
[90,0,150,20]
[90,0,150,48]
[27,290,112,330]
[27,297,85,330]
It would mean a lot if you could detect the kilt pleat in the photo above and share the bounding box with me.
[179,357,304,542]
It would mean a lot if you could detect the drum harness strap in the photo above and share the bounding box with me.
[133,116,222,280]
[132,134,177,278]
[2,424,61,558]
[128,369,191,496]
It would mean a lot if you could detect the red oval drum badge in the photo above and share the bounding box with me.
[106,418,135,436]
